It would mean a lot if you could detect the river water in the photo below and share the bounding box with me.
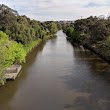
[0,30,110,110]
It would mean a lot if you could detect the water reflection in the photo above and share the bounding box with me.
[21,41,46,79]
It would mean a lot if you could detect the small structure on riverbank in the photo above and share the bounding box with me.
[5,65,22,80]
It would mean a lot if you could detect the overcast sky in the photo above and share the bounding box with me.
[0,0,110,21]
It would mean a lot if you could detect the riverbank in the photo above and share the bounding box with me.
[83,43,110,64]
[0,34,56,86]
[63,26,110,64]
[66,39,110,64]
[24,35,56,54]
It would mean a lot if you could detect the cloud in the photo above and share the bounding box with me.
[84,1,110,7]
[0,0,110,21]
[84,2,103,7]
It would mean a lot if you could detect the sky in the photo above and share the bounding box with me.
[0,0,110,21]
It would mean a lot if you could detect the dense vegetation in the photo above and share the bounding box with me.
[64,16,110,62]
[0,4,59,86]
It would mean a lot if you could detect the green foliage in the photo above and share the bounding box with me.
[96,37,110,58]
[66,27,74,37]
[24,39,42,53]
[0,31,10,85]
[10,41,26,64]
[64,27,83,45]
[0,31,8,44]
[0,5,57,45]
[1,41,26,67]
[74,16,110,44]
[45,22,58,34]
[0,69,6,86]
[0,31,9,67]
[2,46,15,67]
[50,22,58,34]
[0,31,26,67]
[57,23,62,30]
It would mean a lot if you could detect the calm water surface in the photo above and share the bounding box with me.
[0,30,110,110]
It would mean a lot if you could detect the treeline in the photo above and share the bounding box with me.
[0,4,59,85]
[64,16,110,62]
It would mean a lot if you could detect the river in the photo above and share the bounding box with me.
[0,30,110,110]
